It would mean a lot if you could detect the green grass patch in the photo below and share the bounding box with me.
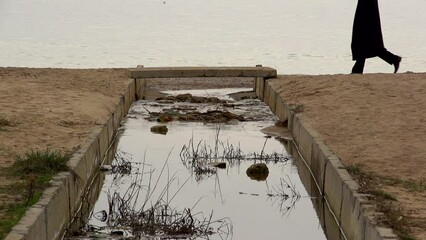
[0,149,71,238]
[0,192,41,239]
[12,149,71,184]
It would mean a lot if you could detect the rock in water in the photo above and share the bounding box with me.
[150,125,168,135]
[246,163,269,181]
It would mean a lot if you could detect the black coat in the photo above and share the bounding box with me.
[351,0,385,60]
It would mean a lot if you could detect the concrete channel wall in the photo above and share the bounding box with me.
[5,66,277,240]
[7,66,396,240]
[5,78,136,240]
[256,77,398,240]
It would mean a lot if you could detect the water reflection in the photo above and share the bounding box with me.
[1,0,425,74]
[67,137,120,236]
[68,89,327,239]
[287,140,346,240]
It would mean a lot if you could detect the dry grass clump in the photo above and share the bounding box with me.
[266,177,301,217]
[180,126,291,180]
[345,163,418,240]
[88,156,232,239]
[0,114,11,130]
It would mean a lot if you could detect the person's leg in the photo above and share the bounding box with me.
[378,49,402,73]
[351,59,365,74]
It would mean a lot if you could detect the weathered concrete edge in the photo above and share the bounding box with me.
[257,78,398,240]
[5,79,137,240]
[129,66,277,79]
[5,66,278,240]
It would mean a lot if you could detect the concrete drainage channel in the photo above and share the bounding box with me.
[5,66,395,240]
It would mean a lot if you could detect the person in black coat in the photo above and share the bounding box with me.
[351,0,401,74]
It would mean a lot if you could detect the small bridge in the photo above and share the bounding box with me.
[128,65,277,79]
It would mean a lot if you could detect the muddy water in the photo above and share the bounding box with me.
[69,88,328,239]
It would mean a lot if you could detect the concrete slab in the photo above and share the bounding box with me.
[113,97,124,131]
[340,188,365,240]
[287,106,294,131]
[364,217,399,240]
[274,97,286,122]
[34,185,69,240]
[257,77,265,101]
[98,123,109,163]
[67,152,87,212]
[293,146,312,194]
[324,155,345,221]
[310,192,326,233]
[50,171,74,219]
[135,78,142,99]
[375,227,398,239]
[9,207,47,240]
[324,199,344,240]
[128,66,277,79]
[105,115,114,145]
[291,115,302,146]
[311,141,331,194]
[124,79,135,113]
[4,232,26,240]
[298,120,320,168]
[264,81,271,106]
[267,82,277,113]
[83,135,100,182]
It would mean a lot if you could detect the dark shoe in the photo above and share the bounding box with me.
[393,56,402,73]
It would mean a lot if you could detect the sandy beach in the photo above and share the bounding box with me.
[0,68,425,239]
[271,73,426,239]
